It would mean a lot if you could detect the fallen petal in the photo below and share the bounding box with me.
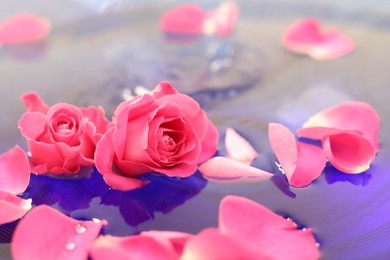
[0,145,30,194]
[225,127,257,165]
[322,132,376,174]
[219,195,320,260]
[198,156,272,180]
[141,231,193,256]
[0,13,51,45]
[12,205,104,260]
[0,192,31,225]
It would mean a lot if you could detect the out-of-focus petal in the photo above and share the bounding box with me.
[225,127,257,165]
[12,205,104,260]
[298,101,380,151]
[219,195,320,260]
[141,231,193,256]
[323,132,376,174]
[283,18,355,60]
[159,4,206,35]
[0,192,31,225]
[0,145,30,194]
[199,156,272,180]
[204,1,239,37]
[0,13,51,45]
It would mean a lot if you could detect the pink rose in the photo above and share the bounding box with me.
[95,81,219,190]
[18,92,109,174]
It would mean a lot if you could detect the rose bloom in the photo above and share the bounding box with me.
[95,81,219,190]
[18,92,109,174]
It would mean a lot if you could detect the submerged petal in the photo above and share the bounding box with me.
[225,127,258,165]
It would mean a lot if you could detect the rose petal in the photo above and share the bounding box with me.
[0,13,51,45]
[0,191,32,225]
[298,101,380,151]
[80,106,109,137]
[159,4,206,35]
[18,112,47,140]
[203,1,239,37]
[0,145,30,194]
[20,92,50,114]
[323,132,376,174]
[219,195,320,260]
[141,231,192,256]
[199,156,273,180]
[11,205,104,260]
[283,18,355,60]
[225,127,257,165]
[181,228,267,260]
[152,81,179,99]
[90,235,179,260]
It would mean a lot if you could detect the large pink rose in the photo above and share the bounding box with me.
[18,92,109,174]
[95,81,219,190]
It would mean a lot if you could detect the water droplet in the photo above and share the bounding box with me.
[65,241,76,251]
[302,228,307,231]
[27,151,32,157]
[75,224,86,234]
[92,218,101,223]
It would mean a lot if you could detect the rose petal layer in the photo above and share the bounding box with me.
[225,127,257,165]
[0,191,32,225]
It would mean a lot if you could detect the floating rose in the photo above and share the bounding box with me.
[18,92,109,174]
[0,13,51,45]
[95,81,218,191]
[11,205,105,260]
[0,146,31,225]
[283,18,355,60]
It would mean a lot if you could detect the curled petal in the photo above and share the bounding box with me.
[0,145,30,194]
[283,18,355,60]
[12,205,104,260]
[0,13,51,45]
[199,156,272,180]
[0,192,32,225]
[20,92,50,114]
[323,132,376,174]
[159,4,206,35]
[225,127,258,164]
[298,101,380,151]
[219,196,320,260]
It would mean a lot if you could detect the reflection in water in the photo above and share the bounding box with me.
[324,163,371,186]
[1,41,48,60]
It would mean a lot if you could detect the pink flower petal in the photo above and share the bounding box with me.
[0,191,32,225]
[203,1,239,37]
[152,81,179,99]
[0,145,30,194]
[181,228,267,260]
[90,235,179,260]
[269,123,326,187]
[0,13,51,45]
[20,92,50,114]
[297,101,380,151]
[12,205,104,260]
[225,127,258,165]
[198,156,273,180]
[159,4,206,35]
[323,132,376,174]
[219,195,320,260]
[141,231,192,256]
[283,18,355,60]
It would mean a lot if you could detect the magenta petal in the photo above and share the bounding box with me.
[0,145,30,194]
[323,132,376,174]
[159,4,206,35]
[12,205,104,260]
[199,156,272,180]
[225,127,257,164]
[197,120,219,164]
[219,195,320,260]
[0,191,31,225]
[20,92,50,114]
[0,13,51,45]
[90,235,179,260]
[298,101,380,151]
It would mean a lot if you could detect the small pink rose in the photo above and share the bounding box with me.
[95,81,218,190]
[18,92,109,174]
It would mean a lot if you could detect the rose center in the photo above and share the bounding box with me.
[56,119,74,134]
[161,134,176,151]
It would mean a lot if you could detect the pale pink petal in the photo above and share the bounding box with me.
[204,1,239,37]
[283,18,355,60]
[0,191,32,225]
[0,145,30,194]
[199,156,272,180]
[219,195,320,260]
[181,228,268,260]
[225,127,257,164]
[322,132,376,174]
[12,205,104,260]
[20,92,50,114]
[141,231,193,256]
[298,101,380,151]
[159,4,206,35]
[0,13,51,45]
[90,235,179,260]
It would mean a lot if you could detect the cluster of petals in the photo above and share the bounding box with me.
[10,196,319,259]
[159,1,238,37]
[0,13,51,45]
[283,18,355,60]
[0,145,32,225]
